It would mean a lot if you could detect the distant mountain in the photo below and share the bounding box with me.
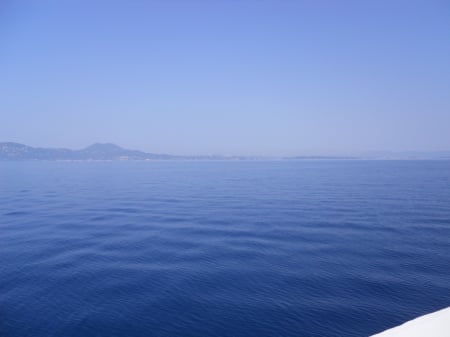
[0,142,259,161]
[76,143,176,160]
[0,142,178,161]
[2,142,449,161]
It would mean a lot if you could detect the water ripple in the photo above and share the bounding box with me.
[0,161,449,337]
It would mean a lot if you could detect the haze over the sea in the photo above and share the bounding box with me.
[1,1,449,156]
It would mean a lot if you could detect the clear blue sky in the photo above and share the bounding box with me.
[1,0,449,156]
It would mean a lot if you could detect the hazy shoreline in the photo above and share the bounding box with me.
[2,142,450,161]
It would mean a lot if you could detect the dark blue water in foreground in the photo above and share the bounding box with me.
[1,161,449,337]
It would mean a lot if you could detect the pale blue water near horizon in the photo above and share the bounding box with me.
[1,160,449,337]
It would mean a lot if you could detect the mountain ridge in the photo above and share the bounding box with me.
[0,142,178,161]
[0,142,262,161]
[1,142,450,161]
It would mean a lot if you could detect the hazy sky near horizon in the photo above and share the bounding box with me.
[1,1,450,156]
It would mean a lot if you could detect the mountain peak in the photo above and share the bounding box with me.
[83,143,123,152]
[0,142,180,160]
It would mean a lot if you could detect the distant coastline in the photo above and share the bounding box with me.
[1,142,450,161]
[0,142,265,161]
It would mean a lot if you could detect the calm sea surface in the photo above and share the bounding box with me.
[0,161,449,337]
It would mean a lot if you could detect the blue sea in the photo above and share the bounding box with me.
[1,160,449,337]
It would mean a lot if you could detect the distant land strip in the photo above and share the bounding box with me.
[1,142,449,161]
